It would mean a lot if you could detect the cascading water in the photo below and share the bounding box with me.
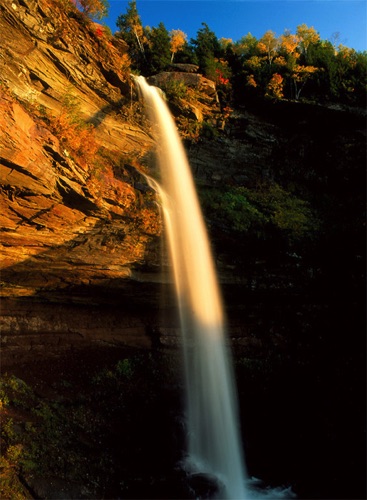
[135,76,247,499]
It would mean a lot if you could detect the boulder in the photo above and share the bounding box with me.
[168,63,199,73]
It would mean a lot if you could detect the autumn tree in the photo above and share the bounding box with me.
[276,28,318,99]
[296,24,320,58]
[257,30,279,66]
[291,64,318,99]
[278,30,300,63]
[266,73,284,99]
[116,0,148,70]
[74,0,109,19]
[170,29,187,63]
[219,38,233,52]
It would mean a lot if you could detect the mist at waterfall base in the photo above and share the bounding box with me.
[135,76,295,500]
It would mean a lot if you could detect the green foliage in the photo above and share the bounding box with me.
[0,351,184,498]
[116,0,148,71]
[243,184,320,243]
[0,371,116,497]
[199,121,218,140]
[116,358,134,379]
[200,186,266,234]
[60,87,85,126]
[0,374,36,409]
[145,22,171,74]
[190,23,222,77]
[200,184,320,245]
[161,79,188,101]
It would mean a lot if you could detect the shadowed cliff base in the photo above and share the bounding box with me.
[1,291,365,500]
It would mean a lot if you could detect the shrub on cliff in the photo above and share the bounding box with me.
[200,184,320,247]
[48,90,99,165]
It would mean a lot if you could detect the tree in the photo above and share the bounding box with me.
[191,23,221,76]
[257,30,279,66]
[279,30,300,60]
[334,46,367,104]
[219,38,233,51]
[146,22,171,74]
[169,29,187,63]
[235,33,258,60]
[74,0,109,19]
[116,0,148,69]
[306,40,337,99]
[296,24,320,58]
[291,64,318,99]
[266,73,284,99]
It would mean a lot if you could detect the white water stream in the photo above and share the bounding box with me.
[135,76,247,499]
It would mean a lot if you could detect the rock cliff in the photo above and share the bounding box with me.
[0,0,159,298]
[1,0,365,357]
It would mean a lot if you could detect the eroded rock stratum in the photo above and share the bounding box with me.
[0,0,163,298]
[1,0,365,358]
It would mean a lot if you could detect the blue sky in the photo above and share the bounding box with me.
[104,0,367,52]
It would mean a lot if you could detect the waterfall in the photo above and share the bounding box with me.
[135,76,248,499]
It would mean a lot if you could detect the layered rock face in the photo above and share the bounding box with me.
[0,0,160,298]
[0,0,161,355]
[1,0,365,358]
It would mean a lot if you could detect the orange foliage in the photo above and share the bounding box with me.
[50,112,99,164]
[266,73,284,99]
[280,32,300,56]
[247,74,257,88]
[215,69,229,85]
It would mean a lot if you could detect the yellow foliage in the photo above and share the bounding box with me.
[246,56,264,70]
[292,64,318,82]
[219,38,233,49]
[169,29,187,62]
[257,30,279,64]
[74,0,108,19]
[296,24,320,54]
[274,56,287,67]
